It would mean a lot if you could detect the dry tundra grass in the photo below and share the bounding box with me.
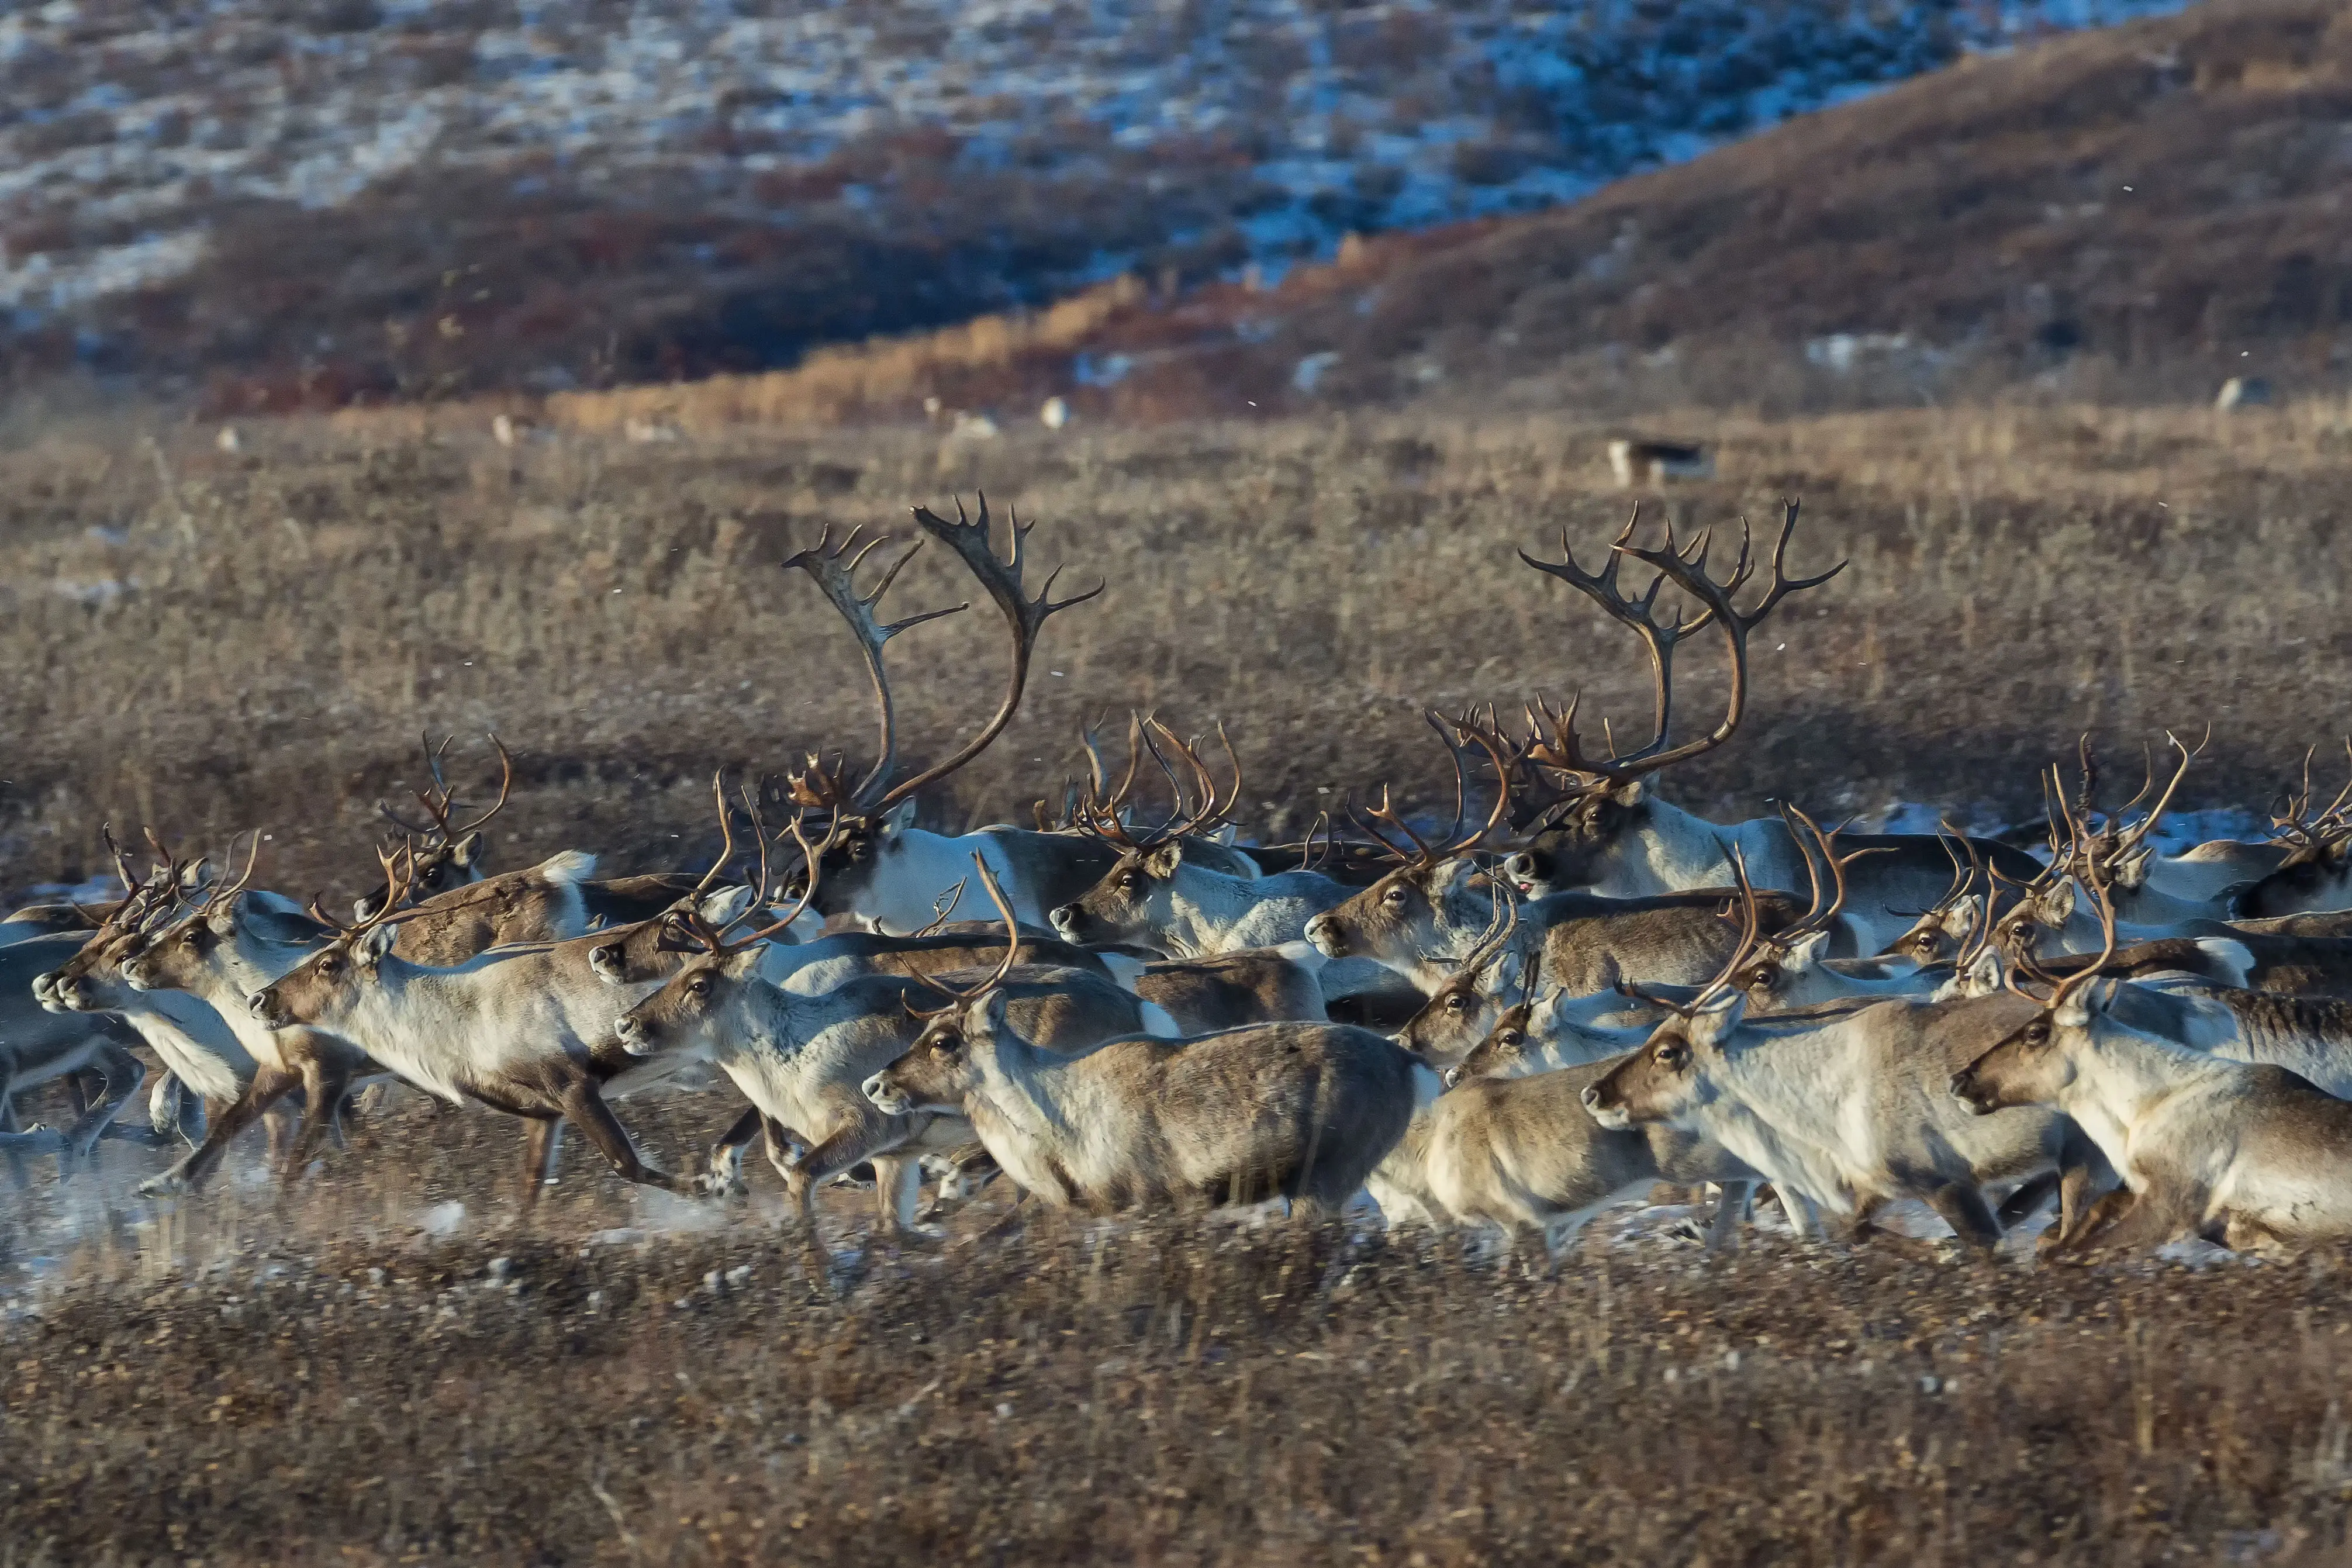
[11,396,2352,1562]
[5,396,2352,903]
[11,1110,2352,1566]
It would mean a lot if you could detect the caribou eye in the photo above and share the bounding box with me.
[688,978,710,997]
[1119,873,1138,890]
[1382,887,1407,904]
[1443,993,1469,1012]
[1500,1030,1522,1048]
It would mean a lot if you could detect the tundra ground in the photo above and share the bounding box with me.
[9,396,2352,1562]
[5,398,2352,904]
[5,1086,2352,1566]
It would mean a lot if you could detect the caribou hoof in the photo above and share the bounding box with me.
[693,1167,749,1200]
[137,1170,192,1199]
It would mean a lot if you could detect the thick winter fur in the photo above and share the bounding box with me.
[1499,788,2044,952]
[762,926,1116,997]
[1952,982,2352,1253]
[1130,944,1331,1032]
[1583,990,2105,1250]
[1422,1054,1757,1255]
[618,958,1162,1236]
[1305,863,1804,996]
[865,1009,1424,1214]
[1052,841,1349,955]
[806,810,1260,935]
[1446,991,1656,1083]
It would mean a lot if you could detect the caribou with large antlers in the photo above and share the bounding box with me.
[780,498,1194,934]
[1490,504,2040,947]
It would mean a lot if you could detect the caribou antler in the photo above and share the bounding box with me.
[2008,789,2117,1011]
[873,495,1104,813]
[782,525,968,807]
[907,854,1025,1020]
[1771,804,1887,948]
[784,496,1099,825]
[1510,501,1840,836]
[2271,738,2352,854]
[1350,713,1512,868]
[379,733,514,843]
[1076,714,1242,851]
[1618,849,1765,1017]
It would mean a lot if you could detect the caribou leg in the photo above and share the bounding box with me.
[1919,1182,2005,1254]
[555,1078,692,1197]
[1702,1179,1753,1252]
[517,1115,564,1208]
[697,1104,766,1197]
[0,1086,67,1182]
[57,1043,144,1174]
[140,1066,304,1196]
[277,1056,363,1186]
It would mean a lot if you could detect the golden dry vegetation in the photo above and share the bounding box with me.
[5,396,2352,903]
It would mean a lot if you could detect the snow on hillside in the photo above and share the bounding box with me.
[0,0,2191,387]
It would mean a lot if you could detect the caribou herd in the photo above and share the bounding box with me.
[13,495,2352,1264]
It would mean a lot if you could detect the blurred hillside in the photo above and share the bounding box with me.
[549,0,2352,429]
[0,0,2180,411]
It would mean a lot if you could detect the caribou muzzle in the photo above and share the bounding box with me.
[1303,912,1348,958]
[1947,1065,2002,1117]
[863,1070,910,1115]
[613,1012,657,1057]
[248,989,290,1028]
[1579,1081,1634,1131]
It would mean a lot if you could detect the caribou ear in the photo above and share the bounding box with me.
[1606,779,1645,809]
[722,948,765,979]
[1684,990,1746,1051]
[697,886,755,927]
[880,799,918,835]
[1959,944,2003,997]
[1939,893,1984,940]
[450,831,483,869]
[355,923,398,965]
[2054,978,2116,1030]
[179,858,212,892]
[2033,878,2078,924]
[1781,929,1833,973]
[971,991,1010,1034]
[1428,857,1476,894]
[1141,841,1183,878]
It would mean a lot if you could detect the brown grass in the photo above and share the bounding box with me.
[10,392,2352,1562]
[9,1100,2352,1567]
[6,397,2352,903]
